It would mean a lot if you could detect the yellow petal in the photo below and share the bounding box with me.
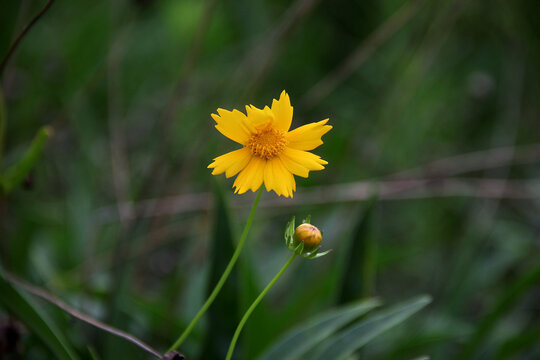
[208,148,252,178]
[264,157,295,197]
[245,105,274,130]
[271,90,293,132]
[278,151,309,178]
[279,160,296,197]
[282,147,328,172]
[212,108,255,145]
[233,156,266,194]
[263,158,279,196]
[286,119,332,150]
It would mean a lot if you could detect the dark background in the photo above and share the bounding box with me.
[1,0,540,359]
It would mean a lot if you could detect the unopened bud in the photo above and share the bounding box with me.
[285,217,330,259]
[294,223,322,251]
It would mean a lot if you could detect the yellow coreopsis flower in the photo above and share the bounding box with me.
[208,91,332,197]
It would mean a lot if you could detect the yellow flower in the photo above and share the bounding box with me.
[208,91,332,197]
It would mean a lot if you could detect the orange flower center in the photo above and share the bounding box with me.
[246,127,287,159]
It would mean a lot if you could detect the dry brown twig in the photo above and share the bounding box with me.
[4,272,168,359]
[390,143,540,179]
[128,0,220,216]
[97,177,539,223]
[94,142,540,224]
[0,0,55,77]
[300,0,423,110]
[237,0,323,97]
[107,23,136,230]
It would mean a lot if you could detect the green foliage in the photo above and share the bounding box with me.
[258,298,382,360]
[306,295,432,360]
[1,126,52,193]
[0,270,78,360]
[339,198,378,302]
[1,0,540,358]
[458,264,540,360]
[200,184,240,360]
[0,90,5,164]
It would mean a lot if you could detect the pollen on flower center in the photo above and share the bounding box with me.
[246,127,287,159]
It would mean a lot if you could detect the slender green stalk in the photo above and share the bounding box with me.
[226,252,297,360]
[0,0,55,76]
[169,188,263,351]
[2,126,53,193]
[0,90,5,167]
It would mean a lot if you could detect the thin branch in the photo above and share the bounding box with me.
[236,0,323,97]
[4,272,164,359]
[300,0,422,109]
[93,142,540,223]
[161,0,220,127]
[0,0,55,76]
[96,192,211,224]
[272,178,540,207]
[107,25,134,229]
[390,143,540,179]
[93,177,540,224]
[440,43,525,312]
[141,0,220,194]
[125,0,219,220]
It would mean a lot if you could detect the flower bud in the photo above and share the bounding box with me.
[285,217,330,259]
[294,223,322,251]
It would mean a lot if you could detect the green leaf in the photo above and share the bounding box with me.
[0,90,5,166]
[494,325,540,360]
[258,298,381,360]
[307,249,332,259]
[1,125,53,193]
[339,198,378,302]
[88,346,102,360]
[304,247,320,258]
[199,183,240,360]
[458,264,540,360]
[308,295,432,360]
[284,216,295,247]
[0,270,79,360]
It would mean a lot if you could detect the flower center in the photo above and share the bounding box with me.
[246,127,287,159]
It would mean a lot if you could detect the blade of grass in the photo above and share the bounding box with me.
[309,295,432,360]
[458,264,540,359]
[300,0,424,110]
[237,233,271,359]
[1,125,53,193]
[0,0,55,75]
[494,326,540,360]
[258,298,381,360]
[199,184,240,359]
[0,269,79,360]
[5,271,162,358]
[339,197,378,303]
[88,346,102,360]
[0,90,5,166]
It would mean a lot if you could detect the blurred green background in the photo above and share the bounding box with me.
[1,0,540,359]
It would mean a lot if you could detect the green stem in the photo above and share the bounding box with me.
[225,252,297,360]
[168,188,263,352]
[0,90,5,167]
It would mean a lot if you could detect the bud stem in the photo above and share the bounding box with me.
[169,188,263,352]
[226,252,297,360]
